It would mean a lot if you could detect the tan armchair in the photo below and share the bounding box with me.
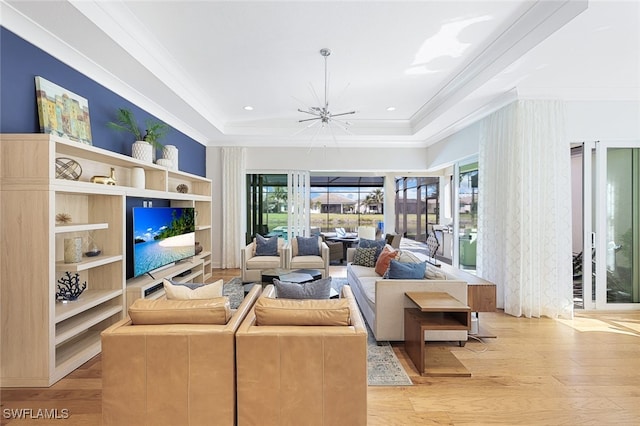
[101,285,261,426]
[235,285,367,426]
[241,237,286,282]
[286,235,330,278]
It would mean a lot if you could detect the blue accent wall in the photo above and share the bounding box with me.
[0,27,206,176]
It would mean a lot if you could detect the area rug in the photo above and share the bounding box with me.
[223,277,412,386]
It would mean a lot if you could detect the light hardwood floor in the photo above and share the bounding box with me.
[2,267,639,425]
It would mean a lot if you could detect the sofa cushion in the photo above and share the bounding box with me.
[163,278,223,300]
[246,255,281,270]
[375,246,401,276]
[349,264,380,278]
[254,297,350,326]
[358,238,386,261]
[357,276,378,310]
[387,259,427,279]
[128,298,231,325]
[274,276,332,299]
[255,234,278,256]
[296,236,320,256]
[353,247,377,267]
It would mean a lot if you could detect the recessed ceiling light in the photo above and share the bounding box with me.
[386,106,396,112]
[243,106,254,111]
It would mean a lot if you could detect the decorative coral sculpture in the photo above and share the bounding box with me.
[56,272,87,302]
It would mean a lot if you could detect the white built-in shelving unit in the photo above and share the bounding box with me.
[0,134,212,387]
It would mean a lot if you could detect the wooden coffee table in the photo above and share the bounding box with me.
[404,292,471,377]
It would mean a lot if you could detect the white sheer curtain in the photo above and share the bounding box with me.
[477,100,573,318]
[220,147,246,269]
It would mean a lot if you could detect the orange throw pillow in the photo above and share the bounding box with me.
[375,246,400,276]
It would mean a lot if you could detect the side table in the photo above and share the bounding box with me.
[404,292,471,377]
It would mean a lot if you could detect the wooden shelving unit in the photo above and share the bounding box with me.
[0,133,212,387]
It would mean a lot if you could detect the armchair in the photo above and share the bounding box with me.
[235,284,367,426]
[101,285,262,426]
[322,235,344,264]
[241,237,286,282]
[286,235,330,278]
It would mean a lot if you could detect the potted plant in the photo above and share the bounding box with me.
[107,108,169,162]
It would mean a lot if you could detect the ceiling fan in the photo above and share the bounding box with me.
[297,48,356,139]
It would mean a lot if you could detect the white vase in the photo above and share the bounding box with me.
[131,167,145,189]
[162,145,179,170]
[131,141,153,162]
[156,158,172,168]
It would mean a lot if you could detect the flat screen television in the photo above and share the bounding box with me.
[132,207,195,277]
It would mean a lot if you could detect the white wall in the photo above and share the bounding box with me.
[566,100,640,142]
[244,146,429,171]
[425,122,481,171]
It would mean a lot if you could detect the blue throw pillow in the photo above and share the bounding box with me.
[255,234,278,256]
[387,259,426,279]
[358,238,385,261]
[274,277,332,299]
[297,236,319,256]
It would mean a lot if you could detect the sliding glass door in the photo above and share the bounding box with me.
[593,141,640,309]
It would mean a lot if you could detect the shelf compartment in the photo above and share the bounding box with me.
[55,330,101,371]
[171,270,204,283]
[55,254,122,272]
[55,304,122,346]
[55,222,109,233]
[55,289,123,323]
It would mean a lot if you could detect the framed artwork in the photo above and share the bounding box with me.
[35,76,92,145]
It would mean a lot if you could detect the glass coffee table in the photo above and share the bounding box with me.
[261,268,322,284]
[243,268,338,298]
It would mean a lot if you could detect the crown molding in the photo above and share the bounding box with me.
[409,0,588,134]
[1,0,212,145]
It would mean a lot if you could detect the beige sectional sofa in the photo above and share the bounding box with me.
[346,247,468,343]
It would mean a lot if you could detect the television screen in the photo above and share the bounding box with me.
[132,207,195,277]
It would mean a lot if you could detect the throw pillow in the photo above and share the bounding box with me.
[163,278,224,300]
[274,276,332,299]
[425,265,448,280]
[387,259,427,279]
[352,247,377,267]
[296,236,320,256]
[375,246,401,276]
[358,238,385,261]
[255,234,278,256]
[398,250,422,264]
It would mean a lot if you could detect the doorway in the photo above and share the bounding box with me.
[574,141,640,310]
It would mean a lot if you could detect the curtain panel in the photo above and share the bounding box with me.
[478,100,573,318]
[221,147,246,269]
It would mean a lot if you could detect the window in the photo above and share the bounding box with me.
[310,176,384,233]
[395,177,439,241]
